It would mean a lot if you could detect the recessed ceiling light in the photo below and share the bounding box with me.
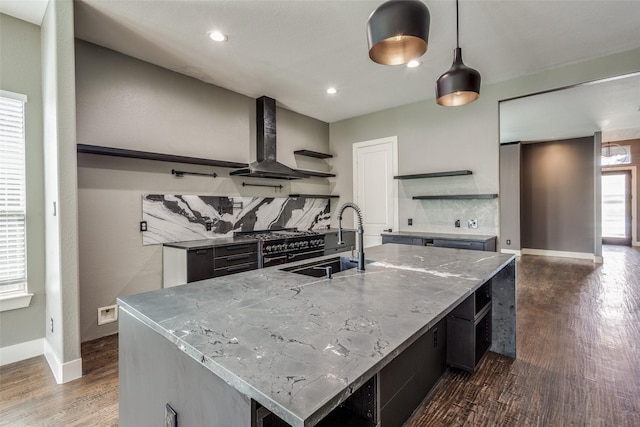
[207,31,228,42]
[326,88,338,95]
[407,59,421,68]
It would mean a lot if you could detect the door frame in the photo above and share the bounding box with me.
[602,165,637,246]
[352,136,399,233]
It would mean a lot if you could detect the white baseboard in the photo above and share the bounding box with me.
[44,339,83,384]
[633,241,640,247]
[0,338,44,366]
[500,249,522,256]
[521,248,598,262]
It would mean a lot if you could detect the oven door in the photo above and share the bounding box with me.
[262,254,288,268]
[286,249,325,263]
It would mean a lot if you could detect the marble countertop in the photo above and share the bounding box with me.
[163,229,354,250]
[118,244,513,427]
[381,230,496,242]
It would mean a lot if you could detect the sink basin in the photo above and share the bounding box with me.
[281,256,369,278]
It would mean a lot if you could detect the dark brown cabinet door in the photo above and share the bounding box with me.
[187,248,214,282]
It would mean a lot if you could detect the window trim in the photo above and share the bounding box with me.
[0,89,30,307]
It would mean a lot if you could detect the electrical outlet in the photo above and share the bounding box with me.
[506,239,511,245]
[98,305,118,325]
[408,218,413,226]
[468,219,478,229]
[454,219,461,228]
[50,318,54,333]
[206,221,213,231]
[140,221,147,232]
[165,403,177,427]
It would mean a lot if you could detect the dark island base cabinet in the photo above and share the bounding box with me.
[257,318,447,427]
[447,280,492,373]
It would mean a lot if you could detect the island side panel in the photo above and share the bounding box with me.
[490,258,517,358]
[119,307,252,427]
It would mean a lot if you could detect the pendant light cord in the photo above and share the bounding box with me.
[456,0,460,48]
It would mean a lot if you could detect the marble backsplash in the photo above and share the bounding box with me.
[142,194,331,245]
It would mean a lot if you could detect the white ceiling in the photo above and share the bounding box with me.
[500,73,640,143]
[3,0,640,141]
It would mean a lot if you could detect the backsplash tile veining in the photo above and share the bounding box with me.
[142,195,330,245]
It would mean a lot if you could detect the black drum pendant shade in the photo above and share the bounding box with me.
[436,0,481,106]
[367,0,430,66]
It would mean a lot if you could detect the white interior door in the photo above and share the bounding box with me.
[353,137,398,248]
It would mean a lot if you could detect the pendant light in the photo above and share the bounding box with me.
[436,0,481,106]
[367,0,430,66]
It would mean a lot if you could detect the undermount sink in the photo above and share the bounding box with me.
[281,256,370,278]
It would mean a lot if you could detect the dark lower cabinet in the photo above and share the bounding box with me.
[381,235,424,246]
[447,280,492,372]
[381,234,497,252]
[378,317,447,427]
[186,248,214,282]
[323,230,356,256]
[213,243,258,278]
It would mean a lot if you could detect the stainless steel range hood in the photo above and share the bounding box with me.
[230,96,308,180]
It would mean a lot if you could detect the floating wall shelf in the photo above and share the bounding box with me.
[294,169,336,178]
[77,144,248,169]
[413,194,498,200]
[394,170,472,179]
[289,194,339,199]
[294,150,333,159]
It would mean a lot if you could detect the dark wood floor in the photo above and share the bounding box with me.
[1,246,639,426]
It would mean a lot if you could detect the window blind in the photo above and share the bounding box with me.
[0,92,27,294]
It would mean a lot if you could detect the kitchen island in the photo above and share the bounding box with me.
[118,244,515,427]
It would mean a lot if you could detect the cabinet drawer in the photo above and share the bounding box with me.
[215,243,258,257]
[187,248,214,282]
[382,235,424,246]
[215,252,258,268]
[213,262,258,277]
[433,239,484,251]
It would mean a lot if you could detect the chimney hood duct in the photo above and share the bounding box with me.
[230,96,308,180]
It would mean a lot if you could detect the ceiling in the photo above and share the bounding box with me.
[500,72,640,144]
[3,0,640,140]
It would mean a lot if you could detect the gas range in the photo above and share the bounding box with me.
[234,228,326,267]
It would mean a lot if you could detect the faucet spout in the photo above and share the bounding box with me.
[337,202,365,272]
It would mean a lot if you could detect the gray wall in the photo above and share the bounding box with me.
[499,143,521,251]
[329,47,640,241]
[75,41,330,341]
[521,137,595,253]
[0,14,46,348]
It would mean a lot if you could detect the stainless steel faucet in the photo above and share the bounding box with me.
[337,202,365,272]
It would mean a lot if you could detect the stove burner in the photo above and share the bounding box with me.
[234,228,319,241]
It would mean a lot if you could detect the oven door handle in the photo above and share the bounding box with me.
[263,255,287,264]
[287,250,324,260]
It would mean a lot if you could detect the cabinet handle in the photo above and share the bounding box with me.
[228,245,251,252]
[195,249,209,255]
[227,264,249,272]
[227,254,251,261]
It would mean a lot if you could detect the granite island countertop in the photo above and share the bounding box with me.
[118,244,514,427]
